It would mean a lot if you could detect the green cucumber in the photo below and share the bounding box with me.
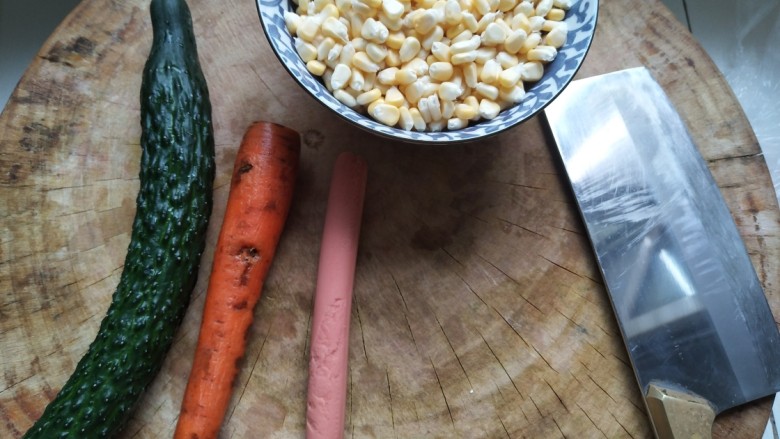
[24,0,214,437]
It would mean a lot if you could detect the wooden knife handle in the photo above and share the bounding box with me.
[645,382,716,439]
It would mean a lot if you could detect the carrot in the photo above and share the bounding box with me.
[174,121,300,439]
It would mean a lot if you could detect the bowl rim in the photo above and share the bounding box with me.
[255,0,599,145]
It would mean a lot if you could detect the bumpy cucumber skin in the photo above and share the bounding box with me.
[24,0,214,437]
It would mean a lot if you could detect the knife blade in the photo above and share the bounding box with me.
[544,67,780,438]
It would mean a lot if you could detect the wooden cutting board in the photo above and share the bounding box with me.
[2,0,778,437]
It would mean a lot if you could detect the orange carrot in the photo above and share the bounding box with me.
[174,121,300,439]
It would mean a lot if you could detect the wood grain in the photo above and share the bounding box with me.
[1,0,778,437]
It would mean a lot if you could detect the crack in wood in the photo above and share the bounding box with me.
[576,402,609,438]
[478,330,525,400]
[386,368,396,436]
[434,314,473,390]
[353,296,369,364]
[429,358,456,431]
[497,217,548,239]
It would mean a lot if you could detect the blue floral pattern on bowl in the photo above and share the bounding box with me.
[256,0,598,144]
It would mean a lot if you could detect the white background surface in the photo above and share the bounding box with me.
[0,0,778,202]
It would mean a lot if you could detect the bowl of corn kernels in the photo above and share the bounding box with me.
[257,0,597,143]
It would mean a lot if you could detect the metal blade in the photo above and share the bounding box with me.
[544,67,780,417]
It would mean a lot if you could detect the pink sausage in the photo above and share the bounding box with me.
[306,152,368,439]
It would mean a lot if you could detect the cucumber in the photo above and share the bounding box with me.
[24,0,214,437]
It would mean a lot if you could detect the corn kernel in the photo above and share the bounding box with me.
[441,99,455,118]
[514,1,534,17]
[496,51,519,68]
[317,37,336,61]
[464,94,479,111]
[429,62,454,81]
[547,8,565,21]
[542,19,568,32]
[498,63,522,87]
[447,117,468,130]
[463,62,478,87]
[461,11,479,32]
[474,47,497,64]
[499,84,525,103]
[297,16,322,42]
[385,49,402,67]
[350,13,366,38]
[307,59,327,75]
[404,79,427,104]
[356,88,383,105]
[353,51,381,72]
[404,57,429,75]
[383,0,406,19]
[386,31,406,49]
[520,61,544,81]
[421,26,445,51]
[527,45,557,62]
[322,17,349,44]
[399,36,422,62]
[350,69,366,90]
[377,67,400,84]
[363,71,377,90]
[529,16,546,32]
[381,14,404,32]
[545,26,567,48]
[428,94,443,120]
[511,13,531,33]
[476,12,498,33]
[385,86,406,106]
[295,38,319,62]
[414,10,438,34]
[480,59,502,84]
[285,12,302,34]
[399,106,415,130]
[446,24,468,40]
[474,0,491,15]
[450,35,481,54]
[396,68,418,85]
[351,37,367,51]
[445,0,462,25]
[409,108,426,130]
[479,99,501,119]
[535,0,553,17]
[520,32,542,54]
[497,0,516,12]
[362,18,390,43]
[423,81,440,97]
[476,82,499,100]
[367,97,386,114]
[451,51,477,65]
[553,0,574,9]
[431,42,451,62]
[438,81,463,100]
[481,22,507,46]
[428,120,445,131]
[417,96,432,122]
[327,44,344,65]
[454,103,477,119]
[367,43,389,62]
[340,42,356,64]
[334,89,358,107]
[331,63,352,89]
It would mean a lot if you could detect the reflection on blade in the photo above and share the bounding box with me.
[544,67,780,414]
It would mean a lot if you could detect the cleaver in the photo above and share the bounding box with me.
[544,67,780,438]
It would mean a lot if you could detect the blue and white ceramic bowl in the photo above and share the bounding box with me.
[256,0,598,144]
